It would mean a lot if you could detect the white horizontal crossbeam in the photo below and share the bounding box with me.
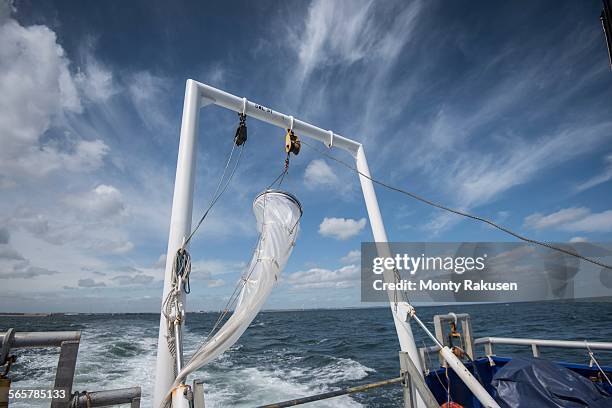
[194,80,362,155]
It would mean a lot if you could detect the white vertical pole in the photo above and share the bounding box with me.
[153,79,200,407]
[355,146,425,408]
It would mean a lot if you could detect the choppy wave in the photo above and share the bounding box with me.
[3,302,612,407]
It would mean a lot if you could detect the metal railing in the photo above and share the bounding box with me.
[0,329,141,408]
[256,376,404,408]
[256,352,439,408]
[72,387,141,408]
[420,336,612,371]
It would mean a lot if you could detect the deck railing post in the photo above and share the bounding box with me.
[0,377,9,408]
[51,339,80,408]
[193,379,205,408]
[399,352,439,408]
[131,395,141,408]
[461,317,475,360]
[401,369,413,408]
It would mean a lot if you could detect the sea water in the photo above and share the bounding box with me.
[2,301,611,407]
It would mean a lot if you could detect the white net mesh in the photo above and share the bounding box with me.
[171,190,301,389]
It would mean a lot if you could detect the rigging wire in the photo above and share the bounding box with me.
[203,255,259,342]
[192,192,271,355]
[586,341,612,386]
[300,139,612,271]
[162,129,247,379]
[184,141,246,248]
[423,340,451,399]
[268,152,293,189]
[268,166,288,189]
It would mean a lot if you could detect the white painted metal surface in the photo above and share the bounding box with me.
[355,146,425,408]
[480,337,612,350]
[154,79,200,408]
[153,79,424,406]
[171,384,192,408]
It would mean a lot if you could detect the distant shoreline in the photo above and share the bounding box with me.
[1,297,610,315]
[0,312,64,317]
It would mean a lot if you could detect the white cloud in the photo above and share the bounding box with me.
[207,279,225,288]
[75,53,118,102]
[524,207,590,230]
[191,259,246,279]
[294,0,422,85]
[65,184,126,218]
[285,264,359,289]
[8,206,134,254]
[285,0,423,148]
[524,207,612,233]
[0,13,109,185]
[457,128,609,207]
[154,253,167,269]
[78,278,106,288]
[319,217,366,240]
[576,154,612,192]
[569,236,587,243]
[0,244,24,260]
[565,211,612,233]
[111,273,155,286]
[0,227,8,244]
[304,159,340,190]
[424,121,612,234]
[146,256,239,288]
[341,250,361,264]
[0,259,59,279]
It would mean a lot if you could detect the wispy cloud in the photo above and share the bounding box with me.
[524,207,612,233]
[576,154,612,192]
[127,71,174,136]
[303,159,339,190]
[2,0,611,311]
[75,44,119,103]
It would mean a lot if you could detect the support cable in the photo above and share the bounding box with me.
[300,139,612,271]
[586,341,612,386]
[184,141,245,248]
[195,191,271,352]
[161,121,247,392]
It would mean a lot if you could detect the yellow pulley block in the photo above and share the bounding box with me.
[285,129,301,155]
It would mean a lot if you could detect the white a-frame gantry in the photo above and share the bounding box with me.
[153,79,425,407]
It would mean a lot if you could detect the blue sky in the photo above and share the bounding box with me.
[0,0,611,312]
